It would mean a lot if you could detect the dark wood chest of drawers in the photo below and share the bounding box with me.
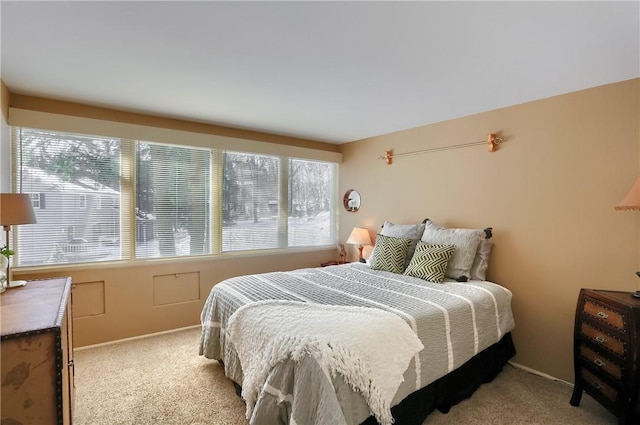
[570,289,640,424]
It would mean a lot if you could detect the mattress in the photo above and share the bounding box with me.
[199,262,515,425]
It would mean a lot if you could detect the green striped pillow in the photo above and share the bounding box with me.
[404,242,456,283]
[369,234,413,274]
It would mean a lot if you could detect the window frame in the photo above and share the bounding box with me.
[9,119,340,269]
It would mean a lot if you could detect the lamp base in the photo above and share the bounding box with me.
[358,246,364,262]
[8,280,27,288]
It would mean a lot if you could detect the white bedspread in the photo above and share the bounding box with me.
[227,300,424,425]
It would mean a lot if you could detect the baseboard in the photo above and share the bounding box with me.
[76,330,577,390]
[74,324,201,351]
[508,361,574,387]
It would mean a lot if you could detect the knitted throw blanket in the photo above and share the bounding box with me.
[226,300,424,425]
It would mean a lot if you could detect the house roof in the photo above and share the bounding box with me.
[23,166,119,195]
[1,1,638,144]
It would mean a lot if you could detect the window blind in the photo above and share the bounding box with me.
[10,126,337,267]
[288,158,336,247]
[221,151,280,252]
[12,127,125,266]
[136,142,211,258]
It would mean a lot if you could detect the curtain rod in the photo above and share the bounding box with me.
[379,133,506,165]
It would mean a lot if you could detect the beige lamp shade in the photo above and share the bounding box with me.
[346,227,372,246]
[346,227,372,262]
[0,194,37,226]
[615,177,640,211]
[1,194,36,289]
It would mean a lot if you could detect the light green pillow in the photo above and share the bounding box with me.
[369,234,413,274]
[404,242,456,283]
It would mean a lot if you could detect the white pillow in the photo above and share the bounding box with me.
[369,221,426,269]
[470,239,493,281]
[420,221,485,280]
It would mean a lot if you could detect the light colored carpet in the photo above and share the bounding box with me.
[74,327,617,425]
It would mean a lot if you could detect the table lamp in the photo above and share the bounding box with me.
[346,227,372,263]
[1,193,37,288]
[615,177,640,298]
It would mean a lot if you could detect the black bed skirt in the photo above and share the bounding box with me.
[233,333,516,425]
[361,332,516,425]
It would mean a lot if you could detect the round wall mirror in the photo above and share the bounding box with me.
[343,189,361,212]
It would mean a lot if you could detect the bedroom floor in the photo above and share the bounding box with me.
[73,327,617,425]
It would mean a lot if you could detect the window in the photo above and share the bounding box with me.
[221,154,337,252]
[13,128,122,266]
[222,152,280,252]
[98,195,118,209]
[29,193,42,209]
[136,142,211,258]
[11,126,337,267]
[288,158,335,247]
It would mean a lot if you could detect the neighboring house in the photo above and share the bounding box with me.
[18,166,120,265]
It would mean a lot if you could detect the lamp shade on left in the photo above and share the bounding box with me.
[0,194,37,226]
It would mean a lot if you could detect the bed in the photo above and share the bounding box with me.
[199,261,515,425]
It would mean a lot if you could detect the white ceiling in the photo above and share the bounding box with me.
[1,1,638,144]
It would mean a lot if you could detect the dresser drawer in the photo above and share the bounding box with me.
[583,297,626,331]
[572,289,640,425]
[580,322,626,357]
[581,368,620,405]
[578,344,623,381]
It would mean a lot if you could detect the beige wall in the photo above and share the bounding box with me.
[1,81,10,192]
[18,249,336,347]
[1,80,9,120]
[339,78,640,383]
[9,94,340,154]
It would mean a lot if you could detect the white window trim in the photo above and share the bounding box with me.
[8,108,342,163]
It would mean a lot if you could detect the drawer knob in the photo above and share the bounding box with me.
[592,381,603,390]
[595,335,607,344]
[597,311,609,319]
[593,358,605,367]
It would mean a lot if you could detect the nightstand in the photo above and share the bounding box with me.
[320,260,348,267]
[570,289,640,424]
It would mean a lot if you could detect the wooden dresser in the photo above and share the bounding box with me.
[1,277,74,425]
[570,289,640,424]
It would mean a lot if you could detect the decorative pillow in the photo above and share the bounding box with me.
[420,221,485,280]
[470,239,493,281]
[425,219,493,239]
[369,221,426,269]
[404,243,456,283]
[424,219,494,281]
[369,234,413,274]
